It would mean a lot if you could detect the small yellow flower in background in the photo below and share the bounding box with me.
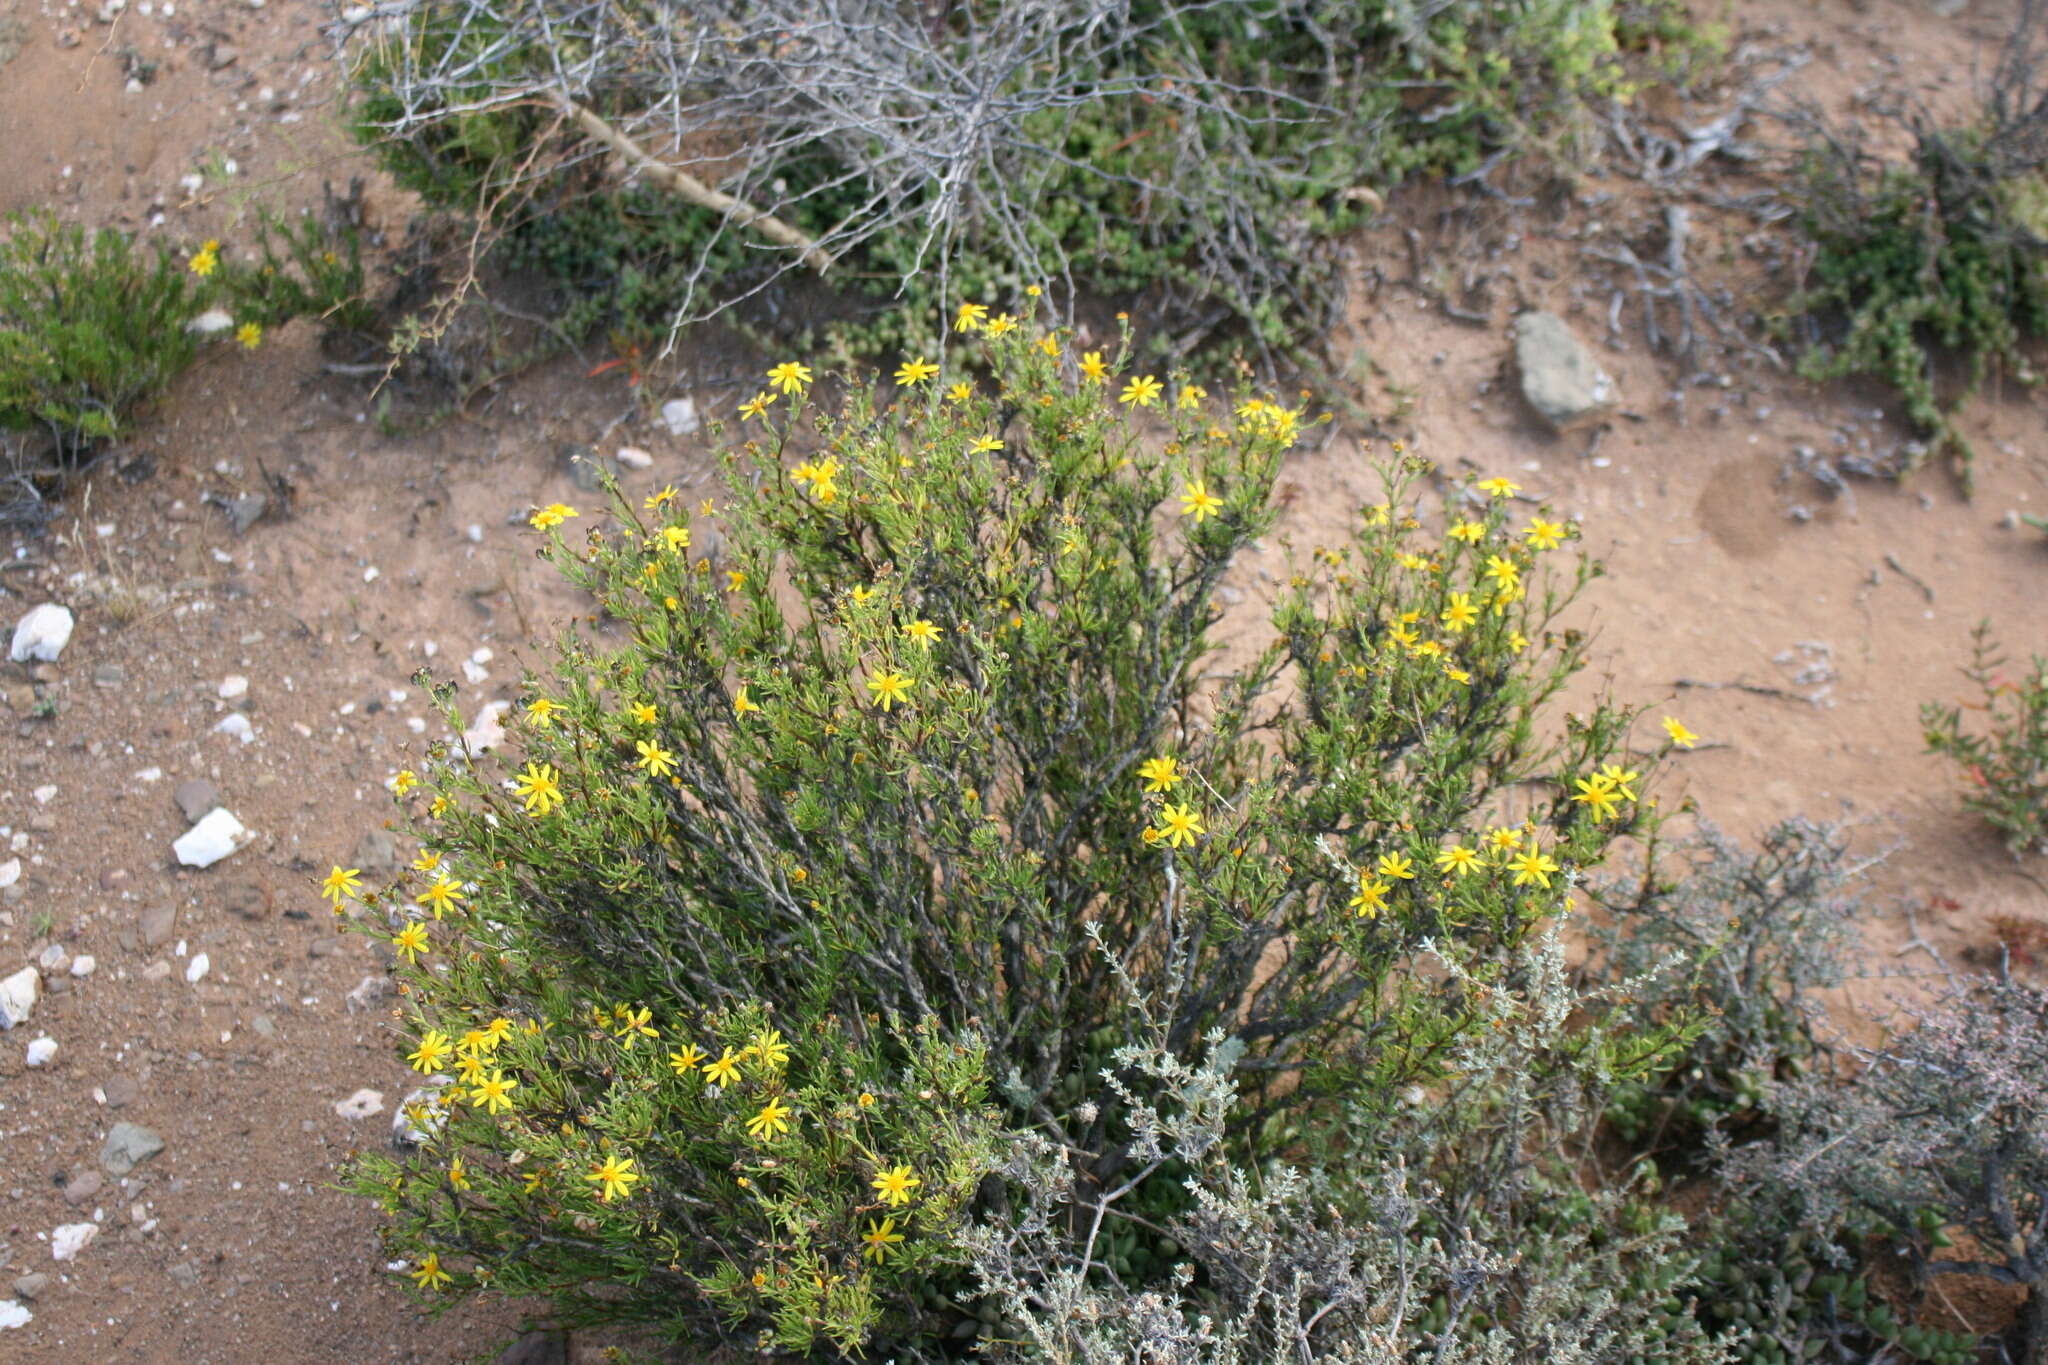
[529,697,571,731]
[969,434,1004,454]
[484,1017,513,1045]
[1477,476,1520,498]
[320,865,362,906]
[857,1091,876,1107]
[873,1164,921,1207]
[448,1157,470,1190]
[1377,852,1416,881]
[867,670,914,711]
[613,1004,659,1046]
[472,1070,518,1115]
[983,313,1019,337]
[1119,375,1163,408]
[409,1252,452,1291]
[188,240,219,277]
[1395,553,1431,573]
[746,1096,794,1140]
[954,301,989,332]
[751,1027,792,1071]
[1363,502,1391,526]
[458,1027,493,1055]
[733,685,760,717]
[1137,755,1182,792]
[703,1048,743,1086]
[1037,333,1060,356]
[428,794,449,818]
[644,485,677,511]
[1525,519,1566,551]
[1176,383,1208,411]
[1662,716,1699,749]
[407,1029,451,1073]
[668,1043,705,1075]
[862,1216,906,1263]
[662,524,690,553]
[418,874,463,919]
[412,849,442,874]
[1025,283,1043,297]
[1486,826,1523,856]
[1155,802,1204,848]
[894,356,939,386]
[529,503,578,531]
[903,619,942,647]
[1349,876,1390,918]
[727,569,747,592]
[1441,593,1479,633]
[392,769,418,797]
[1448,520,1487,544]
[1509,630,1530,654]
[1508,847,1561,889]
[1079,350,1109,383]
[945,381,973,403]
[513,761,563,817]
[766,360,812,394]
[235,321,263,350]
[636,740,677,778]
[587,1153,640,1202]
[1572,775,1623,822]
[1484,555,1520,589]
[1436,845,1481,877]
[628,701,658,726]
[739,391,771,420]
[1179,480,1224,523]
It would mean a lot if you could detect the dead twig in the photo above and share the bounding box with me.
[1883,552,1936,603]
[1675,677,1811,703]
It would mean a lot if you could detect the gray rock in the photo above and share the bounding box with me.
[1514,311,1616,431]
[11,1273,47,1301]
[102,1075,139,1108]
[138,904,177,950]
[62,1170,102,1205]
[93,665,127,688]
[172,778,220,823]
[660,397,700,436]
[172,808,250,868]
[223,493,267,536]
[351,827,398,874]
[250,1013,276,1038]
[8,604,74,664]
[100,1121,164,1176]
[166,1260,200,1288]
[497,1330,571,1365]
[560,446,616,492]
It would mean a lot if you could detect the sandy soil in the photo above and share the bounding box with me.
[0,0,2044,1359]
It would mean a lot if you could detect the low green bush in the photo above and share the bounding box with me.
[1923,621,2048,857]
[330,308,1715,1356]
[0,211,212,461]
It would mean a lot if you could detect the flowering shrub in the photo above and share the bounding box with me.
[334,310,1700,1354]
[1923,621,2048,857]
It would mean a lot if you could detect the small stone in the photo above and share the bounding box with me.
[0,859,17,889]
[101,1121,165,1176]
[138,904,177,949]
[250,1013,276,1038]
[173,808,250,867]
[496,1330,571,1365]
[345,975,389,1011]
[205,42,238,70]
[103,1075,139,1108]
[221,881,272,920]
[51,1222,99,1262]
[0,965,39,1029]
[222,493,267,536]
[218,675,248,700]
[660,397,700,436]
[0,1300,28,1330]
[351,828,398,873]
[37,944,69,975]
[12,1273,48,1301]
[25,1036,57,1067]
[70,954,95,978]
[62,1170,101,1205]
[215,712,254,743]
[335,1088,384,1120]
[184,952,210,984]
[9,604,73,663]
[172,778,220,823]
[166,1260,200,1287]
[1513,311,1616,432]
[462,699,511,755]
[185,309,234,337]
[93,664,127,688]
[140,960,172,981]
[614,446,654,470]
